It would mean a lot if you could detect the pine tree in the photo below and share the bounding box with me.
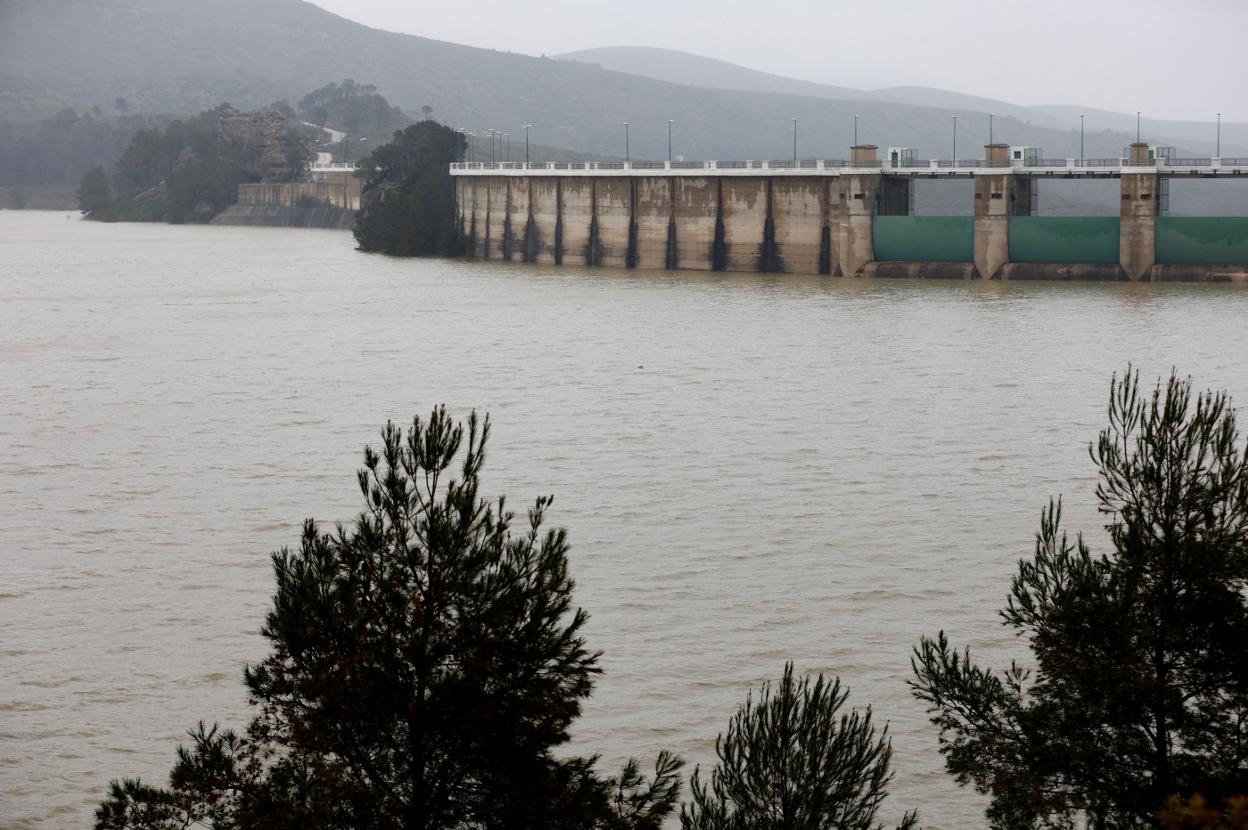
[681,663,918,830]
[911,369,1248,828]
[96,407,681,830]
[353,121,464,257]
[77,166,111,216]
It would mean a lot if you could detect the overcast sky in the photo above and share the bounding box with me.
[308,0,1247,121]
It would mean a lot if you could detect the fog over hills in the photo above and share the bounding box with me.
[3,0,1244,161]
[558,46,1247,159]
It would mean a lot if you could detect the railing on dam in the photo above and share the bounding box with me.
[451,157,1248,177]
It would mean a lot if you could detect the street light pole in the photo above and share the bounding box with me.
[524,125,531,165]
[504,132,510,163]
[952,115,957,164]
[1217,112,1222,159]
[488,129,495,164]
[792,117,798,163]
[1080,114,1084,164]
[854,114,859,146]
[667,119,674,162]
[989,113,994,146]
[623,122,629,162]
[1137,112,1141,144]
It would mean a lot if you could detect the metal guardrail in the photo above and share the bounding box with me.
[448,156,1248,174]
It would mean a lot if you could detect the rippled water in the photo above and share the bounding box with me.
[4,211,1248,829]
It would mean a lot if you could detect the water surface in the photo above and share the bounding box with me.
[3,212,1248,829]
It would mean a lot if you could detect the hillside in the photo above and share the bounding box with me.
[556,46,1070,133]
[554,46,866,103]
[0,0,1173,163]
[558,46,1248,158]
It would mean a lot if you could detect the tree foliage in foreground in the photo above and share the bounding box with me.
[911,369,1248,829]
[354,120,464,257]
[96,407,681,830]
[681,663,918,830]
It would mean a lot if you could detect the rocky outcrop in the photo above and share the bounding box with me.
[216,105,308,183]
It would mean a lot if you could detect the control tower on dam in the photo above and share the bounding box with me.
[451,143,1248,282]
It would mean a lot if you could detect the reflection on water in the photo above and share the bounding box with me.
[3,212,1248,829]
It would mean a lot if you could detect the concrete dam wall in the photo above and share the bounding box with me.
[212,204,355,230]
[211,178,362,230]
[454,146,1248,282]
[460,175,867,275]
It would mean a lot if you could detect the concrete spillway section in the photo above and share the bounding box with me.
[453,146,1248,282]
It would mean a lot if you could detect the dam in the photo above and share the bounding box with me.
[451,143,1248,281]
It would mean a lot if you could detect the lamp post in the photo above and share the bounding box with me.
[952,115,957,164]
[1137,112,1141,144]
[524,124,531,165]
[504,132,510,163]
[1080,114,1085,164]
[989,113,994,146]
[667,119,674,162]
[488,129,495,164]
[623,122,629,161]
[1217,112,1222,159]
[792,118,798,163]
[854,114,859,146]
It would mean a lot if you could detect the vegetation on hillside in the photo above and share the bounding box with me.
[0,106,160,191]
[80,104,309,223]
[298,79,410,136]
[353,121,464,256]
[0,0,1183,163]
[912,369,1248,828]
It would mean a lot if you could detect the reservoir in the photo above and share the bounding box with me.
[3,211,1248,829]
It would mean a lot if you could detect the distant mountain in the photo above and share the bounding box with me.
[1031,106,1239,158]
[557,47,1068,131]
[558,46,1248,158]
[1,0,1238,162]
[555,46,866,102]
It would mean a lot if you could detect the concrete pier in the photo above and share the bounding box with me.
[673,177,721,271]
[452,146,1248,282]
[561,178,594,266]
[834,176,879,277]
[1120,144,1159,280]
[633,178,674,270]
[721,178,770,273]
[594,178,632,267]
[771,178,829,274]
